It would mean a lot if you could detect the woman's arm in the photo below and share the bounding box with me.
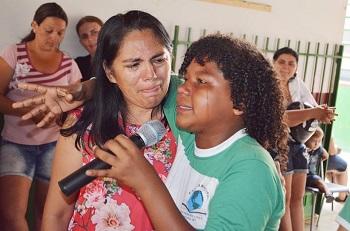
[274,160,286,192]
[0,57,51,126]
[12,79,96,127]
[0,57,30,117]
[41,115,82,231]
[285,106,336,127]
[87,135,195,231]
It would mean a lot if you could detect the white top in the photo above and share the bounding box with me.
[289,77,317,106]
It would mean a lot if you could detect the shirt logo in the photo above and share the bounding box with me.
[185,190,204,212]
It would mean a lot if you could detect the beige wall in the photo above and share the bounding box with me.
[0,0,347,71]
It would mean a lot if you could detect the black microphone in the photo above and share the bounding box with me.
[58,120,167,197]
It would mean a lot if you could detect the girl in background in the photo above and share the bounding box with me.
[273,47,336,231]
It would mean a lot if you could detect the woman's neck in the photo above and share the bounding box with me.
[126,105,162,125]
[27,40,59,55]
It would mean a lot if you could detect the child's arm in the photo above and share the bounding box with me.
[321,147,329,161]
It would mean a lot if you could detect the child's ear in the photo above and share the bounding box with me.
[103,62,117,84]
[233,108,244,116]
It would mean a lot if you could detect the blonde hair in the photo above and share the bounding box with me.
[311,126,324,139]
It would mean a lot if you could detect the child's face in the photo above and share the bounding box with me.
[305,135,323,151]
[176,60,243,140]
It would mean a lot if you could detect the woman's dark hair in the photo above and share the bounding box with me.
[76,16,103,35]
[62,10,173,150]
[178,34,289,170]
[21,2,68,43]
[273,47,299,63]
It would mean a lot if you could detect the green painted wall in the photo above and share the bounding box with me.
[332,84,350,152]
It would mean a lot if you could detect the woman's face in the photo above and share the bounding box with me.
[274,53,298,82]
[32,17,66,51]
[106,29,172,111]
[78,22,101,57]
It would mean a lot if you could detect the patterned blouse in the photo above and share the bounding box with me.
[68,110,177,231]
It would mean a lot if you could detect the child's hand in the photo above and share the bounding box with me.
[86,134,160,193]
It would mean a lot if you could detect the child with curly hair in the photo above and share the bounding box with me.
[88,34,289,230]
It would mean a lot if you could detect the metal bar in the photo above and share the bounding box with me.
[318,43,328,105]
[303,42,311,83]
[287,39,291,48]
[310,42,320,95]
[171,25,180,72]
[186,27,192,50]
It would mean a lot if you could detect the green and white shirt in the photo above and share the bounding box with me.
[166,129,285,231]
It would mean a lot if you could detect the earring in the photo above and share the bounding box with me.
[33,28,36,33]
[293,72,297,77]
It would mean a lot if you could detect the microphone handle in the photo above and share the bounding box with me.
[58,158,111,197]
[58,134,145,197]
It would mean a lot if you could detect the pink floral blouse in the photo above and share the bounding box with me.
[68,111,176,231]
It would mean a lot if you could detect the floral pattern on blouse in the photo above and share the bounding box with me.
[68,113,176,231]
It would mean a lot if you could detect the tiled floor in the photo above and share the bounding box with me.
[304,151,349,231]
[304,199,344,231]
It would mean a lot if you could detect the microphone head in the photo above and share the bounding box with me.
[137,120,167,146]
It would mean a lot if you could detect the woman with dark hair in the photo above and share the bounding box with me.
[273,47,336,231]
[87,33,288,230]
[75,16,104,81]
[41,10,177,230]
[0,2,81,231]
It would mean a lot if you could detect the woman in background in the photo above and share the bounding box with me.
[75,16,103,81]
[0,3,81,231]
[273,47,336,231]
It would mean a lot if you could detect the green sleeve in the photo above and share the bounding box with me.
[205,154,284,231]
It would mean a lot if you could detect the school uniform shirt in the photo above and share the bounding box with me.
[166,129,285,230]
[336,196,350,230]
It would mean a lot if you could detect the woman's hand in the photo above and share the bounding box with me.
[12,81,93,127]
[286,104,337,127]
[317,104,337,124]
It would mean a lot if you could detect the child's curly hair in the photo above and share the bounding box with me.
[178,34,289,170]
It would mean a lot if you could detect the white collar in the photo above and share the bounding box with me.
[194,129,247,157]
